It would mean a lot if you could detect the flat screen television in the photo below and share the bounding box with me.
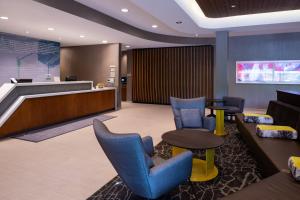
[236,60,300,84]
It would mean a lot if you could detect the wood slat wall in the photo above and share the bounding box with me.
[132,46,214,104]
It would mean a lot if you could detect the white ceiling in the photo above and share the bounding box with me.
[0,0,192,48]
[0,0,300,48]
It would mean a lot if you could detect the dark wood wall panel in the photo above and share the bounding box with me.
[196,0,300,18]
[132,46,214,104]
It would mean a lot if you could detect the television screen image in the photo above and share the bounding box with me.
[236,60,300,84]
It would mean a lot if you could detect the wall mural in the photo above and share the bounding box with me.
[0,32,60,85]
[236,60,300,84]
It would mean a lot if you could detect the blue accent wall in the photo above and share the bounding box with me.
[0,32,60,85]
[228,32,300,109]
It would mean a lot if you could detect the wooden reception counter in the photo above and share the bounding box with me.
[0,82,116,138]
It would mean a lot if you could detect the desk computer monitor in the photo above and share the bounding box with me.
[65,76,77,81]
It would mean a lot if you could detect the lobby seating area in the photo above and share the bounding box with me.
[223,91,300,199]
[1,0,300,200]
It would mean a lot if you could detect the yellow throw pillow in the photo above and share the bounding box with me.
[243,113,273,124]
[256,125,298,139]
[288,156,300,181]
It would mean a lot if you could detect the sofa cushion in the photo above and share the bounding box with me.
[256,125,297,140]
[221,172,300,200]
[180,108,202,128]
[243,113,273,124]
[288,156,300,181]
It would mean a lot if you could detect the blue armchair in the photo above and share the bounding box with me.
[170,96,215,132]
[93,119,193,199]
[222,96,245,121]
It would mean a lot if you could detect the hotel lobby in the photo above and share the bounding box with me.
[1,0,300,199]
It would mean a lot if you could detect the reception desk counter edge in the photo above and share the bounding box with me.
[0,81,117,138]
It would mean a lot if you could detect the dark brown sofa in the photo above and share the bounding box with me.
[222,172,300,200]
[223,100,300,199]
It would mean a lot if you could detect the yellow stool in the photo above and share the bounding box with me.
[172,147,218,182]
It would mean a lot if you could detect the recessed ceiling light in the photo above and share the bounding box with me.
[102,40,108,44]
[48,27,55,31]
[125,45,131,48]
[79,35,85,38]
[231,4,236,8]
[121,8,129,13]
[0,16,8,20]
[195,33,199,37]
[152,24,158,28]
[25,31,30,34]
[176,21,183,24]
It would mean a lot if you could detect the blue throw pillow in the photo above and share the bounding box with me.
[180,108,202,128]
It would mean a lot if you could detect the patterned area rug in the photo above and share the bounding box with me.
[88,123,262,200]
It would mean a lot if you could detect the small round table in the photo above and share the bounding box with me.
[207,106,228,136]
[162,130,224,182]
[206,99,224,117]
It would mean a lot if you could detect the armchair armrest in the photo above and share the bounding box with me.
[174,116,183,129]
[148,151,192,198]
[142,136,154,156]
[203,116,215,132]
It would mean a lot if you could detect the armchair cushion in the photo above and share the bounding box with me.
[142,136,154,156]
[203,117,216,132]
[180,108,202,128]
[145,153,155,168]
[223,106,240,114]
[142,136,155,168]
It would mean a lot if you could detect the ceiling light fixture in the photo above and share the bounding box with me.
[0,16,8,20]
[152,24,158,28]
[25,31,30,34]
[231,4,236,8]
[79,35,85,38]
[48,27,55,31]
[125,45,131,48]
[176,21,183,24]
[102,40,108,44]
[121,8,129,13]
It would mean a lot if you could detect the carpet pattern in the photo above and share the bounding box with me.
[13,114,116,142]
[88,123,262,200]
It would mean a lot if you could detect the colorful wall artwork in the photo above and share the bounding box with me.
[236,60,300,84]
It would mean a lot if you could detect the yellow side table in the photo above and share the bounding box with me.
[162,129,224,182]
[173,147,218,181]
[208,106,228,136]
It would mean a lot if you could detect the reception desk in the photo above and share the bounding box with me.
[0,81,116,138]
